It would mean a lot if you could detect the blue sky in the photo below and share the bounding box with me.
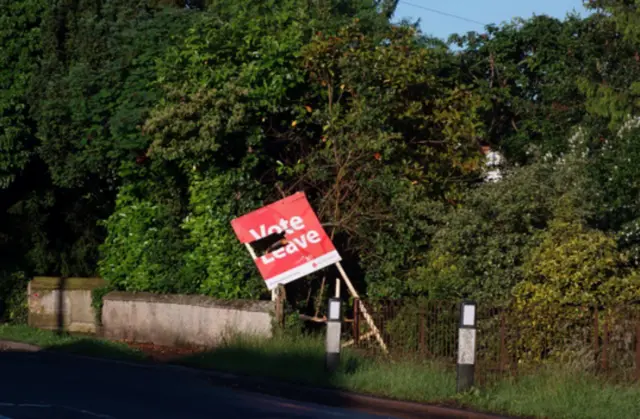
[393,0,588,40]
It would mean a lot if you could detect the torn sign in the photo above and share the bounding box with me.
[231,192,341,290]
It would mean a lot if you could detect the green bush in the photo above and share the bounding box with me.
[0,271,28,324]
[98,184,187,294]
[512,220,640,362]
[414,156,594,303]
[515,221,635,307]
[180,170,265,299]
[98,168,267,299]
[91,284,116,325]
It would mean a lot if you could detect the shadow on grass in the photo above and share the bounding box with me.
[44,337,150,362]
[0,323,149,362]
[177,343,362,411]
[170,335,458,409]
[175,339,360,388]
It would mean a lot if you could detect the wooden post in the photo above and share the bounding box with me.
[335,262,388,354]
[419,307,426,354]
[353,299,360,345]
[275,285,285,328]
[602,313,609,372]
[244,243,258,260]
[594,307,600,370]
[636,322,640,382]
[500,312,507,373]
[314,276,327,319]
[342,331,374,347]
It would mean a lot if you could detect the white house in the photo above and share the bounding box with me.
[480,144,504,182]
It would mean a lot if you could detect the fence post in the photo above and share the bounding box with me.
[500,311,507,374]
[353,298,360,345]
[636,322,640,382]
[593,307,599,370]
[602,312,609,372]
[275,286,285,329]
[457,301,477,393]
[419,307,426,354]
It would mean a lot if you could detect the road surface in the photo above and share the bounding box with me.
[0,351,398,419]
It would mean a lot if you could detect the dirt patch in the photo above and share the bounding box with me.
[118,340,207,362]
[0,340,41,352]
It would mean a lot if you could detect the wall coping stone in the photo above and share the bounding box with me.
[103,291,273,313]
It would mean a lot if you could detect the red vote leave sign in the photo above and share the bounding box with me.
[231,192,341,290]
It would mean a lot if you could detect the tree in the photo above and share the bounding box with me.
[285,23,483,296]
[133,0,485,299]
[414,151,594,303]
[0,1,199,319]
[587,1,640,42]
[23,1,200,278]
[514,220,638,308]
[452,13,640,162]
[376,0,399,18]
[0,0,46,188]
[135,0,406,299]
[511,219,640,361]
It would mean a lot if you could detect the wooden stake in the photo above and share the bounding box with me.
[314,276,327,319]
[335,278,341,299]
[342,331,375,348]
[335,262,388,354]
[299,314,327,323]
[244,243,258,260]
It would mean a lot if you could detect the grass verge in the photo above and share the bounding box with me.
[2,326,640,418]
[179,334,640,419]
[0,324,147,361]
[178,334,457,403]
[463,369,640,419]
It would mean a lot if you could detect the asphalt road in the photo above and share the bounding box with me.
[0,351,399,419]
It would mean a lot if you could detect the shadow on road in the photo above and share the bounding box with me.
[56,277,67,336]
[47,338,149,362]
[0,339,476,418]
[0,345,393,419]
[173,343,368,409]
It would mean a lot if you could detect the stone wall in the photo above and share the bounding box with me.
[101,292,274,347]
[28,277,105,334]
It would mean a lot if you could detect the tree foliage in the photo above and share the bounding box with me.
[289,23,483,296]
[0,0,45,188]
[0,0,195,318]
[514,220,639,308]
[510,218,640,360]
[5,0,640,320]
[414,152,594,303]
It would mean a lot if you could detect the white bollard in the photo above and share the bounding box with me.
[457,300,477,393]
